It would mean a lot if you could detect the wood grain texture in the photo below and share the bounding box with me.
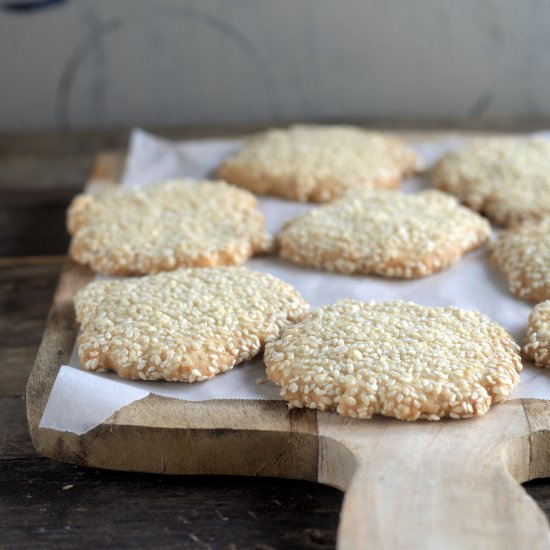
[3,255,550,549]
[3,118,550,157]
[0,458,341,549]
[318,402,550,549]
[0,396,36,460]
[0,256,65,395]
[25,142,550,549]
[0,150,341,548]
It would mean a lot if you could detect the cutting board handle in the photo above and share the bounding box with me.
[317,401,550,549]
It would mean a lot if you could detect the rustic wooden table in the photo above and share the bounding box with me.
[2,124,550,549]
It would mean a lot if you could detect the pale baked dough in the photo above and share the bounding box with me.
[432,137,550,226]
[75,267,309,382]
[265,299,522,420]
[490,218,550,302]
[68,179,271,275]
[277,189,490,277]
[218,125,420,202]
[524,300,550,368]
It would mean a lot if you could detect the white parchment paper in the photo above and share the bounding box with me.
[40,129,550,434]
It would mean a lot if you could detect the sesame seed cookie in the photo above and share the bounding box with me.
[432,137,550,226]
[264,299,522,421]
[524,300,550,368]
[490,218,550,302]
[74,267,309,382]
[217,125,420,202]
[67,179,271,275]
[277,189,490,277]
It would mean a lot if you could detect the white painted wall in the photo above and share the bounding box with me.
[1,0,549,130]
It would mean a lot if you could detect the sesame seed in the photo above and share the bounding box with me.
[278,189,490,277]
[218,125,420,203]
[67,179,273,276]
[490,218,550,302]
[75,267,308,382]
[264,299,522,421]
[524,300,550,368]
[432,137,550,226]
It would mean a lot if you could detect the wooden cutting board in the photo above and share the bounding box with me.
[27,142,550,549]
